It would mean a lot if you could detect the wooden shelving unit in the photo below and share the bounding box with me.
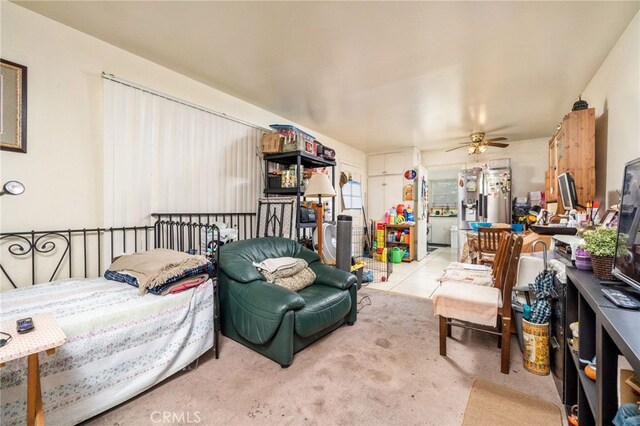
[383,223,415,262]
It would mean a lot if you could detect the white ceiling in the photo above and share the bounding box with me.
[14,1,640,153]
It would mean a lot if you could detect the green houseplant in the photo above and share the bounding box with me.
[581,227,618,280]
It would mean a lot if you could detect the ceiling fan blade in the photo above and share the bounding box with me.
[445,146,469,152]
[485,137,507,142]
[484,142,509,148]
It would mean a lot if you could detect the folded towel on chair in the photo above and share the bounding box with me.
[432,281,502,326]
[253,257,300,274]
[439,269,493,286]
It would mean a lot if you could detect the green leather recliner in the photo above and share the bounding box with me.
[219,237,358,367]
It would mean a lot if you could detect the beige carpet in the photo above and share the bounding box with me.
[462,379,562,426]
[87,288,561,425]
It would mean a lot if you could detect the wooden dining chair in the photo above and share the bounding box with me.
[434,233,523,374]
[477,227,512,266]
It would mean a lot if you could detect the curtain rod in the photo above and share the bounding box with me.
[102,72,271,132]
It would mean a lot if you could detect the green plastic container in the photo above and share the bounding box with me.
[389,247,406,263]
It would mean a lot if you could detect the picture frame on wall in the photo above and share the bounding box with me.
[0,59,27,153]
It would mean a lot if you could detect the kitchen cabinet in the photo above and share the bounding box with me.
[367,174,404,223]
[368,152,405,176]
[546,108,595,212]
[429,216,457,245]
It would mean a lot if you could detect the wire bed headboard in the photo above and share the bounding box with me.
[0,219,220,289]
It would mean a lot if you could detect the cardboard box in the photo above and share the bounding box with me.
[262,133,283,153]
[618,356,640,406]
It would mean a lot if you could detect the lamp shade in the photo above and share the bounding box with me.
[304,174,336,198]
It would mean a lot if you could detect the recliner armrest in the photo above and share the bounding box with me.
[228,279,306,314]
[309,263,357,290]
[225,278,306,345]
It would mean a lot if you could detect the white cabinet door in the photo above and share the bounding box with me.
[367,176,386,223]
[368,174,405,223]
[384,174,405,211]
[385,152,405,175]
[368,152,405,176]
[368,154,386,176]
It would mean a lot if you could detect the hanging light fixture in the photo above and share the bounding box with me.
[467,146,476,155]
[0,180,25,196]
[479,145,487,153]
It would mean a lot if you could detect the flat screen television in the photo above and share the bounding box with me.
[613,157,640,293]
[558,172,580,210]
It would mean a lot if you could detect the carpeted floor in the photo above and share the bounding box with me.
[462,379,562,426]
[87,288,562,425]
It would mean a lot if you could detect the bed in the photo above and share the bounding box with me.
[0,219,222,425]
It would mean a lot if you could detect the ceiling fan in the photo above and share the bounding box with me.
[445,132,509,155]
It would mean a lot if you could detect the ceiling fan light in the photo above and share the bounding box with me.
[467,146,476,155]
[479,145,487,153]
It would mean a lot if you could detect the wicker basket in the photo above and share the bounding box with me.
[591,255,615,280]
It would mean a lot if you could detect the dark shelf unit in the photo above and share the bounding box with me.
[263,151,336,239]
[564,268,640,426]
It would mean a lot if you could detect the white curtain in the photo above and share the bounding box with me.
[103,78,263,226]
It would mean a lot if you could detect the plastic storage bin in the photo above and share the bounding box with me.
[270,125,315,153]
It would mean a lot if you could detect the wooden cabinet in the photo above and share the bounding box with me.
[546,108,596,212]
[367,174,404,223]
[384,224,415,261]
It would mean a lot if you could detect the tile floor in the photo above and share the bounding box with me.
[366,246,457,298]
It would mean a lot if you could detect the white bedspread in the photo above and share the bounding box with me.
[0,277,213,426]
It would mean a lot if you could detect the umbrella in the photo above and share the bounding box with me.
[528,269,554,324]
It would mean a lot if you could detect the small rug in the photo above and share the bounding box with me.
[462,379,562,426]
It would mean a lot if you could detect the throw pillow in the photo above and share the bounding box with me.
[270,267,317,292]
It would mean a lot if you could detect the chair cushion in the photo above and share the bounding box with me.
[439,268,493,286]
[432,281,502,327]
[294,285,352,337]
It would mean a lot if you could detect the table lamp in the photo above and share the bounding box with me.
[303,173,336,262]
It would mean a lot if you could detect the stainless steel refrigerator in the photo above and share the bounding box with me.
[457,166,512,248]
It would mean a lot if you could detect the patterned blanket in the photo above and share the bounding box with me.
[0,277,213,426]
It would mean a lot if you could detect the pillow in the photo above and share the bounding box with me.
[253,257,300,274]
[269,267,316,292]
[261,259,308,281]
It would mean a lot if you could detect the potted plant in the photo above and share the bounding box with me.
[580,227,617,280]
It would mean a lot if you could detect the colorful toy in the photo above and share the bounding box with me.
[405,207,414,222]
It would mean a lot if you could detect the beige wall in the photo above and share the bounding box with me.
[421,137,549,199]
[0,3,365,232]
[582,11,640,207]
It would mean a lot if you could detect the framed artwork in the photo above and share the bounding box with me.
[601,209,618,227]
[0,59,27,153]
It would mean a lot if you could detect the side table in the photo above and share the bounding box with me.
[0,313,66,426]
